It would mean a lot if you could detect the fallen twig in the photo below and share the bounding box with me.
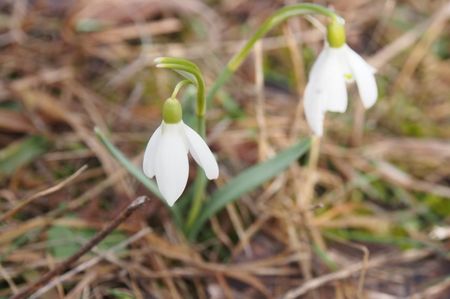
[29,228,151,299]
[11,196,150,299]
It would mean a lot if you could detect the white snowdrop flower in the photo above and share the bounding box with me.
[304,19,378,136]
[143,98,219,206]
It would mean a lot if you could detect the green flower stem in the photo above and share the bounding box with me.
[186,170,207,230]
[156,58,206,117]
[206,3,340,106]
[196,114,206,137]
[157,61,206,134]
[171,79,191,99]
[184,114,208,229]
[156,57,201,73]
[206,68,233,107]
[157,63,205,115]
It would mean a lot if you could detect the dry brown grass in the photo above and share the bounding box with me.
[0,0,449,298]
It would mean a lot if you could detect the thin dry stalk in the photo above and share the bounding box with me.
[153,254,183,299]
[9,0,26,44]
[285,216,313,281]
[393,2,450,90]
[64,272,97,299]
[226,203,252,257]
[0,263,18,295]
[409,276,450,299]
[282,249,431,299]
[351,99,365,147]
[254,40,271,160]
[369,2,450,68]
[283,21,306,140]
[0,165,87,222]
[215,272,235,299]
[44,253,65,298]
[300,136,326,251]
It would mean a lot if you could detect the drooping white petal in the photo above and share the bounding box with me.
[304,77,326,136]
[336,50,354,83]
[323,48,348,113]
[309,46,329,80]
[344,45,378,108]
[142,124,162,178]
[183,123,219,180]
[154,123,189,206]
[304,47,348,135]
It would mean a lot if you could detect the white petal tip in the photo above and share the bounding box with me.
[204,161,219,180]
[142,168,155,178]
[206,169,219,180]
[313,131,323,137]
[159,185,184,207]
[183,123,220,181]
[361,92,378,109]
[165,197,177,207]
[363,100,376,109]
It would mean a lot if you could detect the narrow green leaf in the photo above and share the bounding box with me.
[0,136,49,176]
[188,138,311,239]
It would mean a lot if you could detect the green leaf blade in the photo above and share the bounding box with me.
[188,138,311,239]
[0,136,49,176]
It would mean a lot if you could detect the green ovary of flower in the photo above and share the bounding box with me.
[163,98,182,124]
[327,19,346,48]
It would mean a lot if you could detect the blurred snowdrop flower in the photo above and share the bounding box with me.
[143,98,219,206]
[304,18,378,136]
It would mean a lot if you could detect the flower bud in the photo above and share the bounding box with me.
[327,19,346,48]
[163,98,182,124]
